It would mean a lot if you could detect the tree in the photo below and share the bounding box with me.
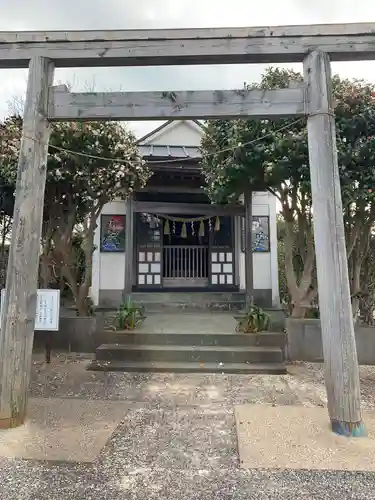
[202,118,273,305]
[358,233,375,325]
[201,68,375,318]
[334,77,375,319]
[0,116,150,315]
[201,68,315,315]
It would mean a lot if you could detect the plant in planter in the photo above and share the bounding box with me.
[235,305,271,333]
[113,297,146,331]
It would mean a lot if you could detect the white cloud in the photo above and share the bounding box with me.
[1,0,375,138]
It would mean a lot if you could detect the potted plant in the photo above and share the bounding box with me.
[112,296,146,331]
[235,305,270,333]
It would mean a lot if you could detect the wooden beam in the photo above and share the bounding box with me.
[138,185,204,195]
[304,50,365,437]
[124,196,135,297]
[48,85,306,121]
[2,23,375,68]
[0,56,54,429]
[134,201,244,216]
[150,163,201,173]
[244,190,254,307]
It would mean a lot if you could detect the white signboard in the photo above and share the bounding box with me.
[0,289,60,331]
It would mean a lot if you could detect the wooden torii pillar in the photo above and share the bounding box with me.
[0,56,54,428]
[304,50,364,436]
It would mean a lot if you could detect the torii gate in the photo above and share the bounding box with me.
[0,23,372,436]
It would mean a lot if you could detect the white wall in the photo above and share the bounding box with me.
[91,192,280,307]
[90,200,126,306]
[238,191,279,307]
[142,121,203,146]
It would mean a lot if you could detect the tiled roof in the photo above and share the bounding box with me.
[139,144,201,159]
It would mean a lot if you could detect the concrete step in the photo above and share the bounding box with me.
[95,344,284,364]
[97,332,286,348]
[131,292,246,303]
[87,359,287,375]
[138,303,245,312]
[131,292,245,312]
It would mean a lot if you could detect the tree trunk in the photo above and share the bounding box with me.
[283,214,316,317]
[290,306,306,318]
[76,214,96,316]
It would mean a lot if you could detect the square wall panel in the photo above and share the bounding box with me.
[212,263,221,274]
[138,275,145,285]
[138,263,149,273]
[151,263,161,274]
[154,274,161,285]
[223,263,233,274]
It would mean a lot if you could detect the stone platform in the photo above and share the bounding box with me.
[89,312,287,374]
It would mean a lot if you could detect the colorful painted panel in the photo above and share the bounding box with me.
[241,216,270,252]
[100,215,126,252]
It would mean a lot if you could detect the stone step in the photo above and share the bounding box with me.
[131,292,246,303]
[131,291,246,312]
[97,332,286,348]
[87,359,287,374]
[95,344,284,364]
[137,302,244,312]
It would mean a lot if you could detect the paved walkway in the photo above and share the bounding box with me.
[1,356,375,499]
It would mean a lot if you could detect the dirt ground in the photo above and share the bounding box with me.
[29,352,375,410]
[1,353,375,499]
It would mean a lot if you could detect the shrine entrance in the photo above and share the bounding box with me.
[162,215,210,287]
[135,210,235,290]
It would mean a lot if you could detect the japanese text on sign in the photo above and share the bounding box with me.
[0,289,60,331]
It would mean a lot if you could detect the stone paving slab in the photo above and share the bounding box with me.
[0,398,128,462]
[236,404,375,471]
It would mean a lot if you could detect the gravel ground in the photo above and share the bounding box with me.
[1,353,375,499]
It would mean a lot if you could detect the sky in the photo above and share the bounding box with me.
[1,0,375,139]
